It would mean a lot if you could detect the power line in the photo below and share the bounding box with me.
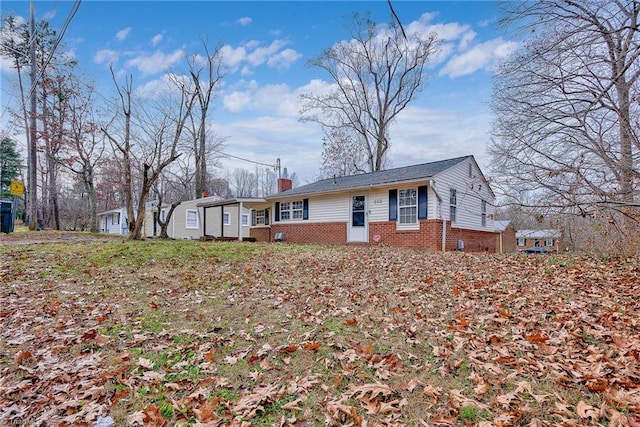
[213,150,277,169]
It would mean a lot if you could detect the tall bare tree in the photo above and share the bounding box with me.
[102,67,135,235]
[54,76,105,232]
[319,127,368,178]
[229,168,257,197]
[1,15,59,229]
[300,12,438,173]
[490,1,640,219]
[187,38,224,199]
[103,68,197,239]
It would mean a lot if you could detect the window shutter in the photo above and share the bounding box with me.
[251,210,256,226]
[265,208,270,225]
[389,189,397,221]
[274,202,280,222]
[418,185,428,220]
[303,199,309,220]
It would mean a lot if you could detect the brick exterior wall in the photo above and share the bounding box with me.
[496,225,517,253]
[252,220,497,252]
[369,220,496,252]
[250,227,271,242]
[251,222,347,245]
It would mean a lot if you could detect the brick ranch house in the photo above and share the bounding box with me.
[516,229,563,253]
[200,156,499,252]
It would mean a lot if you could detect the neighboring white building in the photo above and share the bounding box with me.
[98,207,128,235]
[148,196,252,240]
[98,195,251,240]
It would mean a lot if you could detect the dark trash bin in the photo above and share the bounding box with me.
[1,200,15,233]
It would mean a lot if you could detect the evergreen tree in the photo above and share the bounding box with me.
[0,137,24,199]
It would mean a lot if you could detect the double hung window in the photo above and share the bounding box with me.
[398,189,417,224]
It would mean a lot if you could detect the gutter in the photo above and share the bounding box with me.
[429,180,446,252]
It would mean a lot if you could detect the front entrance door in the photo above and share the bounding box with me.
[348,194,368,242]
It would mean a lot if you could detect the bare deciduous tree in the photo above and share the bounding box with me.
[229,168,257,198]
[55,77,105,232]
[319,127,368,178]
[187,38,224,199]
[490,1,640,221]
[103,67,197,240]
[300,12,438,173]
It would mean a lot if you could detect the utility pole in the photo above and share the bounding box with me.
[28,0,38,230]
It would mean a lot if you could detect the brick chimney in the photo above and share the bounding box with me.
[277,178,293,192]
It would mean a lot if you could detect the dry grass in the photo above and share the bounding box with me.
[1,232,639,426]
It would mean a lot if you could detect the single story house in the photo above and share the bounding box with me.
[98,207,128,235]
[516,229,562,252]
[174,196,251,240]
[99,195,251,239]
[210,155,497,252]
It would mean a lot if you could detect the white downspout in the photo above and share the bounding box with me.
[238,201,244,241]
[441,203,446,252]
[429,180,446,252]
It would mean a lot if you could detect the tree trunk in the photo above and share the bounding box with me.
[158,202,180,238]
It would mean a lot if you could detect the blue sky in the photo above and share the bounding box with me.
[0,1,518,183]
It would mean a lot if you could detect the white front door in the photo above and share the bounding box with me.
[348,194,368,242]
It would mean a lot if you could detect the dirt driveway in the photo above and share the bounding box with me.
[0,230,126,246]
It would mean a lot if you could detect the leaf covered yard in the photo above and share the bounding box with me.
[1,235,639,426]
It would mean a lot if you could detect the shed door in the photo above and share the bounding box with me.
[348,194,368,242]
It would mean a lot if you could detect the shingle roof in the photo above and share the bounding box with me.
[516,229,562,239]
[268,155,471,199]
[494,220,511,232]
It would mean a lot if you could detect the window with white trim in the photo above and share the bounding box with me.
[112,213,120,225]
[280,201,304,220]
[160,209,166,222]
[242,214,249,226]
[186,209,198,229]
[223,212,230,226]
[481,200,487,227]
[398,188,417,224]
[449,189,457,222]
[545,238,555,247]
[255,209,266,225]
[517,238,526,246]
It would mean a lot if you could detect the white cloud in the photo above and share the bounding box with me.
[221,40,301,73]
[0,56,17,74]
[266,48,303,69]
[43,10,56,21]
[215,117,323,181]
[136,73,189,99]
[240,65,253,77]
[126,49,185,76]
[254,84,301,116]
[406,13,471,42]
[237,17,252,26]
[223,91,252,113]
[220,45,247,69]
[246,40,288,66]
[390,105,492,171]
[151,34,163,46]
[459,30,477,50]
[439,38,519,78]
[94,49,119,64]
[116,27,131,42]
[221,78,332,117]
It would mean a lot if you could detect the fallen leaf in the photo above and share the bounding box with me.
[576,400,599,420]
